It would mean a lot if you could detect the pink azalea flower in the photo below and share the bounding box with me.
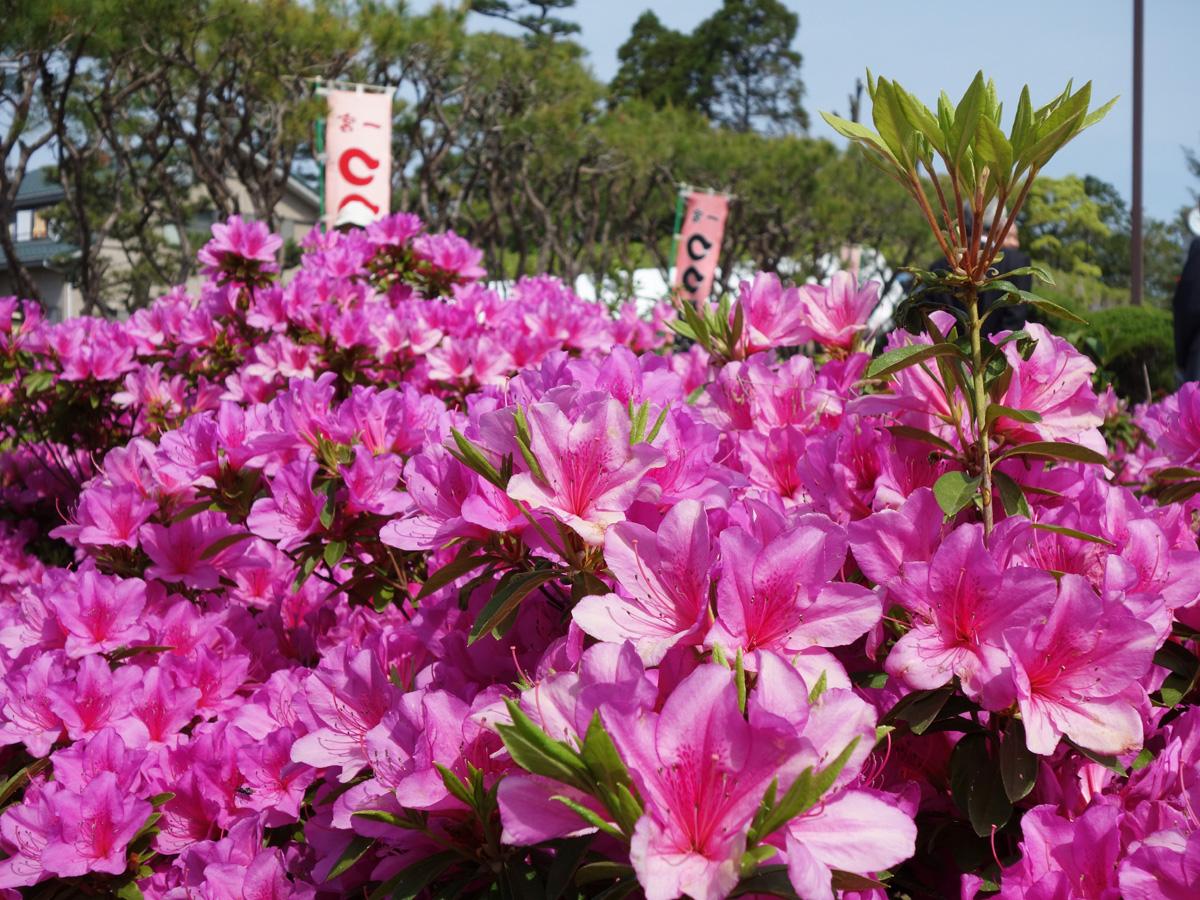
[796,272,880,351]
[51,570,149,658]
[0,780,59,888]
[506,397,665,546]
[47,656,146,744]
[68,484,156,549]
[0,653,68,757]
[366,212,424,248]
[197,215,282,283]
[40,772,151,876]
[1004,574,1157,755]
[412,231,486,281]
[141,511,251,590]
[884,523,1057,706]
[994,323,1106,454]
[291,647,401,782]
[1119,829,1200,898]
[573,500,714,663]
[607,665,805,900]
[246,458,323,551]
[736,273,811,355]
[997,801,1121,899]
[707,514,880,659]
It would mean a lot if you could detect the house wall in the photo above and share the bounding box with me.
[0,269,69,322]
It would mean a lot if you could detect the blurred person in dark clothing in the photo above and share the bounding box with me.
[921,204,1032,338]
[1173,207,1200,384]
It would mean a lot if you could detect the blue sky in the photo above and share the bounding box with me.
[417,0,1197,221]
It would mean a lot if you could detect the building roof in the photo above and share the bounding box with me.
[13,169,65,208]
[0,239,78,271]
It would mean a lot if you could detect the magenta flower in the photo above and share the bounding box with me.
[1119,829,1200,898]
[1004,574,1157,755]
[413,231,486,281]
[0,653,67,757]
[197,215,282,283]
[291,646,401,782]
[141,511,250,590]
[506,397,665,546]
[573,500,714,663]
[51,569,149,658]
[0,780,58,888]
[39,772,151,877]
[994,323,1106,454]
[707,514,880,658]
[246,458,323,551]
[796,272,880,351]
[736,273,811,355]
[607,665,804,900]
[884,523,1057,705]
[68,484,156,549]
[47,656,145,744]
[366,212,424,248]
[997,801,1121,899]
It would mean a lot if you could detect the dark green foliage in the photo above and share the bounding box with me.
[611,0,807,134]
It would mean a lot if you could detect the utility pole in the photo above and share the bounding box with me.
[1131,0,1144,305]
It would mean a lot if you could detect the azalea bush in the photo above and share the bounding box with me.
[0,76,1198,900]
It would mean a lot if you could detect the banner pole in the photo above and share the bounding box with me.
[669,185,687,284]
[315,115,326,223]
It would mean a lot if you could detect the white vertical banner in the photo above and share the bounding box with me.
[324,88,395,230]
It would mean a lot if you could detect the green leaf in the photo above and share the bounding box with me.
[115,882,145,900]
[351,809,412,828]
[469,569,561,645]
[1068,741,1128,777]
[198,531,254,560]
[819,111,899,166]
[752,739,860,841]
[1029,523,1115,547]
[323,540,347,569]
[999,718,1038,802]
[985,405,1042,428]
[579,714,630,786]
[450,428,503,487]
[976,114,1013,179]
[105,644,174,663]
[1015,292,1088,325]
[883,685,954,735]
[0,758,49,807]
[497,699,591,790]
[730,865,798,899]
[808,670,829,703]
[866,341,965,379]
[933,470,981,517]
[887,424,956,452]
[872,78,913,166]
[994,441,1107,466]
[949,733,1012,836]
[20,369,55,394]
[992,471,1031,518]
[831,871,889,892]
[949,71,986,164]
[550,794,622,838]
[1155,466,1200,482]
[149,792,175,808]
[1154,641,1199,708]
[1131,748,1155,771]
[434,763,475,808]
[417,545,494,601]
[575,862,636,887]
[368,850,460,900]
[326,834,375,880]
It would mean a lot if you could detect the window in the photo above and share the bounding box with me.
[14,210,32,242]
[31,211,48,240]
